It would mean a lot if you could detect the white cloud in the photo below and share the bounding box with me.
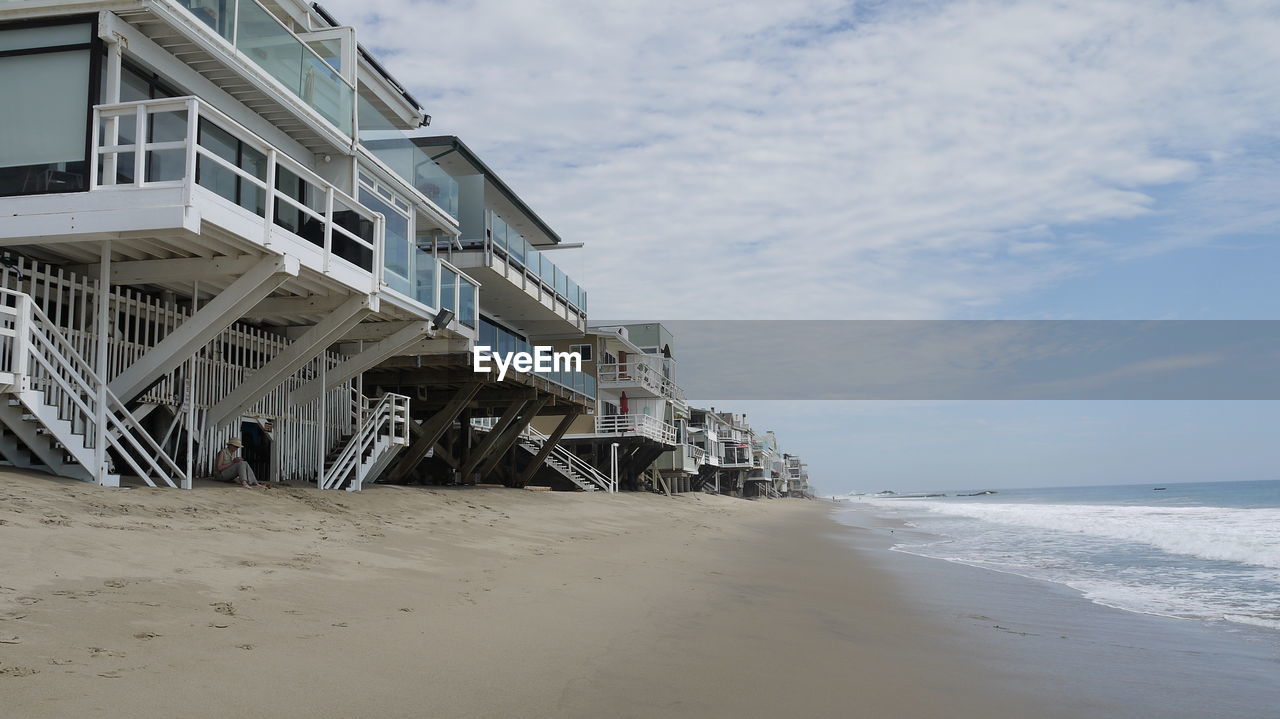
[326,0,1280,319]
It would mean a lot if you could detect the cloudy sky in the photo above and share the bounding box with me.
[327,0,1280,491]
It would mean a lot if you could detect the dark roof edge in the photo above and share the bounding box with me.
[415,135,562,245]
[311,2,426,120]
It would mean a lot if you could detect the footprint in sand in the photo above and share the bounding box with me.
[87,647,125,659]
[211,602,236,616]
[15,597,41,606]
[103,579,127,589]
[236,644,254,650]
[132,632,160,640]
[1,666,39,677]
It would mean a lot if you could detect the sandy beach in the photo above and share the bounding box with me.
[0,469,1057,719]
[9,472,1277,718]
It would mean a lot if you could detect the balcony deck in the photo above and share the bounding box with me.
[564,413,677,446]
[114,0,355,153]
[450,247,586,334]
[0,97,475,333]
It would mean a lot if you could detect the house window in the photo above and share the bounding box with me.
[569,343,592,362]
[0,20,97,197]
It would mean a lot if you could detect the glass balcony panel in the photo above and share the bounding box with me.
[459,279,477,328]
[360,136,459,217]
[178,1,354,135]
[491,212,507,253]
[412,150,457,216]
[440,266,457,313]
[236,2,304,101]
[510,233,526,266]
[176,0,236,40]
[413,245,437,307]
[359,188,411,295]
[555,266,567,297]
[522,240,537,273]
[539,253,555,286]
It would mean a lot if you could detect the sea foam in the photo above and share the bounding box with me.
[857,499,1280,570]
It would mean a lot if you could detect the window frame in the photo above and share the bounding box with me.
[0,14,101,197]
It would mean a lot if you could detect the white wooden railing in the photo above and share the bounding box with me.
[90,97,383,293]
[595,413,678,445]
[320,392,410,491]
[597,360,684,402]
[0,289,190,488]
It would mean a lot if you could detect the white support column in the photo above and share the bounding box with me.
[94,242,115,487]
[289,321,432,406]
[109,255,298,402]
[316,358,326,487]
[180,282,199,489]
[204,294,373,428]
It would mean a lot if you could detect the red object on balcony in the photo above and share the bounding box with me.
[619,392,629,415]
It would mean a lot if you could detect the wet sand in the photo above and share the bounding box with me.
[836,505,1280,719]
[0,469,1225,718]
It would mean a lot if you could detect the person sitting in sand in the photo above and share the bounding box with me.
[215,438,268,489]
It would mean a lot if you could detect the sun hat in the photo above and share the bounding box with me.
[227,438,243,447]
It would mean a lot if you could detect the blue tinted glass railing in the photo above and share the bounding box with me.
[479,209,587,318]
[554,266,567,297]
[362,137,459,217]
[413,245,436,307]
[539,255,555,286]
[177,0,354,136]
[477,318,595,397]
[439,265,456,313]
[491,214,508,253]
[459,277,477,329]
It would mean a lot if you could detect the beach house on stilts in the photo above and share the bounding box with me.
[357,136,601,490]
[0,0,489,489]
[702,412,752,496]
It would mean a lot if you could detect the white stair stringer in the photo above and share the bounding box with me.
[0,397,105,483]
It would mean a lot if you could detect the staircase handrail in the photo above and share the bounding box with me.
[516,422,615,492]
[470,417,614,492]
[321,392,409,490]
[4,289,188,487]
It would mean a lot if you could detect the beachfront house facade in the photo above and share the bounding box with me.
[360,137,600,490]
[0,0,497,489]
[784,453,809,497]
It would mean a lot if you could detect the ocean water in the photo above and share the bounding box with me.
[844,479,1280,632]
